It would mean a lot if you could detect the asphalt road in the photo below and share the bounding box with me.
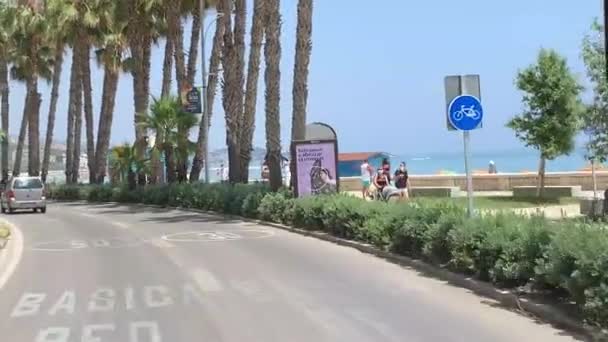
[0,202,583,342]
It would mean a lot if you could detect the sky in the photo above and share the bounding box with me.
[4,0,602,156]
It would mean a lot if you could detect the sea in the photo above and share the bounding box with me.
[44,147,596,185]
[392,147,594,175]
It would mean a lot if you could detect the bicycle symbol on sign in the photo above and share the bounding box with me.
[453,105,481,121]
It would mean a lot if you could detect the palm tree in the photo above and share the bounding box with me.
[290,0,313,185]
[9,4,54,177]
[110,143,146,189]
[219,0,246,182]
[93,0,129,183]
[41,0,78,183]
[139,96,197,183]
[264,0,282,191]
[125,0,163,185]
[189,10,224,182]
[65,35,83,184]
[0,3,13,181]
[238,0,266,183]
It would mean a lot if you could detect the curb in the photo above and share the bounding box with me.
[60,200,606,340]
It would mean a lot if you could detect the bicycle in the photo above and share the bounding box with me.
[453,105,481,121]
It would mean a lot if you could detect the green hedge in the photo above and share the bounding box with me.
[48,183,608,327]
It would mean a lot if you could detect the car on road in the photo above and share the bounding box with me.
[1,176,46,214]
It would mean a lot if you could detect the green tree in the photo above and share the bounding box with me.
[507,49,583,197]
[581,20,608,162]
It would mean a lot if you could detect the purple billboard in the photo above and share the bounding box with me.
[294,141,339,197]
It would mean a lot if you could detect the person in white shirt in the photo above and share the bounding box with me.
[218,163,229,182]
[360,159,373,199]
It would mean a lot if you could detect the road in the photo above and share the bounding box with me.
[0,202,582,342]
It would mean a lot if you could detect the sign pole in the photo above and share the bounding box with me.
[463,130,474,217]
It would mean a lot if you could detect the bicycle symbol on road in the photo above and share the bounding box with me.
[452,105,481,121]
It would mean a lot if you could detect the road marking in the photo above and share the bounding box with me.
[162,229,275,242]
[82,324,115,342]
[88,288,115,312]
[0,219,24,290]
[130,321,162,342]
[110,221,130,229]
[190,268,223,292]
[146,239,175,249]
[48,291,76,316]
[35,327,70,342]
[144,286,174,308]
[11,293,46,317]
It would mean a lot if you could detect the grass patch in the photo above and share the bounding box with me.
[0,225,10,239]
[413,196,579,210]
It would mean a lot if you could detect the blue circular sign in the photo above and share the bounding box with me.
[448,95,483,131]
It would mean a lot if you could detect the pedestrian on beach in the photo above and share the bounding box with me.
[394,162,410,200]
[488,160,497,174]
[218,162,229,183]
[360,159,373,198]
[382,158,391,183]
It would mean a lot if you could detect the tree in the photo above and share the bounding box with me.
[109,143,147,189]
[10,4,55,177]
[42,0,78,183]
[93,0,129,183]
[507,49,583,198]
[264,0,282,191]
[0,3,13,181]
[189,9,223,182]
[139,96,197,183]
[582,20,608,163]
[238,0,265,183]
[290,0,313,186]
[219,0,246,182]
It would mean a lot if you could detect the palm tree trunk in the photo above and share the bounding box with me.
[165,145,176,183]
[290,0,313,186]
[264,0,282,191]
[71,85,82,184]
[190,13,224,182]
[13,96,28,177]
[0,50,9,181]
[65,48,80,184]
[80,40,96,183]
[186,0,201,87]
[94,68,120,184]
[27,78,41,177]
[170,0,186,95]
[41,42,64,183]
[239,0,265,183]
[161,38,174,98]
[130,33,151,186]
[220,0,245,182]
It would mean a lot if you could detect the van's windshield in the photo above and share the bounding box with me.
[13,178,43,189]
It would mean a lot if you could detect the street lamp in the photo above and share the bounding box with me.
[200,1,224,183]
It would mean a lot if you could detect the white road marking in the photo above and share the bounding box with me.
[182,284,205,305]
[190,268,223,292]
[35,327,70,342]
[146,239,175,249]
[110,221,130,229]
[11,292,46,317]
[48,291,76,316]
[125,286,136,311]
[82,324,115,342]
[144,286,174,308]
[129,321,162,342]
[0,220,24,290]
[87,288,115,312]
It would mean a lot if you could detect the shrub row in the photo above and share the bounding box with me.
[48,184,608,327]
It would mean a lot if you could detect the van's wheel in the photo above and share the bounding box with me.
[1,206,5,214]
[41,207,46,214]
[8,208,15,214]
[33,208,37,213]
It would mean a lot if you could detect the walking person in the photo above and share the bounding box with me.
[394,162,410,200]
[360,159,373,199]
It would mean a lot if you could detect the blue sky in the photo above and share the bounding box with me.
[5,0,601,155]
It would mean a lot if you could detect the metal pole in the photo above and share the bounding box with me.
[200,0,210,183]
[463,131,474,217]
[604,0,608,81]
[592,158,598,199]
